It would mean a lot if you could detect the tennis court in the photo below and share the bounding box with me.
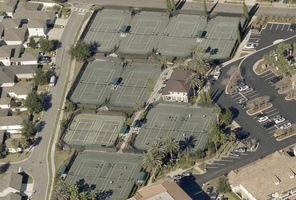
[134,103,216,151]
[70,60,123,105]
[65,151,142,200]
[118,12,169,55]
[197,16,240,59]
[109,63,161,108]
[157,14,207,57]
[63,113,125,147]
[84,9,131,52]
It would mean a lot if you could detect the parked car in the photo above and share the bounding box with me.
[211,188,218,199]
[242,87,254,94]
[238,85,249,92]
[244,43,257,49]
[234,147,246,153]
[206,186,213,194]
[213,71,221,80]
[274,116,286,124]
[280,122,292,129]
[268,76,282,84]
[263,121,275,129]
[216,194,224,200]
[40,56,52,63]
[173,174,182,181]
[290,23,296,31]
[236,79,246,86]
[236,131,250,140]
[229,152,240,157]
[238,97,248,104]
[257,114,269,122]
[181,172,192,177]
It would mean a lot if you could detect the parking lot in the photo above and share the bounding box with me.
[65,151,142,200]
[134,103,216,151]
[248,22,296,50]
[228,75,292,137]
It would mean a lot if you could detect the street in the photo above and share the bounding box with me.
[3,11,84,200]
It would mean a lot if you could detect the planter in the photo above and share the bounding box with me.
[246,103,273,116]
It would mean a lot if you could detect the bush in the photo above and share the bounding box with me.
[195,149,206,159]
[217,176,232,193]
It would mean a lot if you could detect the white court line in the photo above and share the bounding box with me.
[95,120,120,144]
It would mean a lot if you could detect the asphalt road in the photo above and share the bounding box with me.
[69,0,296,15]
[2,12,84,200]
[188,35,296,194]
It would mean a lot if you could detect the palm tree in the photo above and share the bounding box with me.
[53,180,70,200]
[79,192,87,200]
[19,138,28,150]
[164,137,180,161]
[185,72,199,97]
[87,190,97,200]
[11,139,20,152]
[228,132,236,142]
[192,57,210,75]
[149,141,166,159]
[142,151,162,180]
[209,131,221,153]
[179,135,197,158]
[69,184,79,200]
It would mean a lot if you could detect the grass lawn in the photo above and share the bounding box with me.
[185,168,200,174]
[73,62,84,81]
[198,162,206,171]
[37,85,48,92]
[54,148,74,175]
[0,152,31,163]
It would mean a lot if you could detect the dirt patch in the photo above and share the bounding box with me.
[226,72,242,93]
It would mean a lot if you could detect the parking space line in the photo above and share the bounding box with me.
[265,109,277,114]
[265,75,276,81]
[287,25,291,31]
[247,93,259,99]
[275,24,279,30]
[282,25,286,31]
[270,23,273,30]
[268,111,280,117]
[262,72,274,78]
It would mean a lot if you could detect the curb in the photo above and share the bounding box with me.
[246,103,273,116]
[276,132,296,141]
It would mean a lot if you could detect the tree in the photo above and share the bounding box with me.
[208,123,223,152]
[11,139,20,151]
[217,177,231,193]
[68,40,91,62]
[220,108,233,126]
[242,1,249,20]
[185,73,199,97]
[21,120,37,139]
[19,138,29,149]
[34,68,48,85]
[39,37,54,53]
[228,132,236,142]
[195,149,206,159]
[53,180,70,200]
[142,151,162,180]
[163,137,180,161]
[191,56,210,75]
[149,141,166,159]
[24,91,45,114]
[28,37,37,49]
[205,90,212,104]
[199,90,207,104]
[62,7,71,16]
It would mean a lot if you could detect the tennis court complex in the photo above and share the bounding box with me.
[65,151,142,200]
[197,16,240,59]
[84,9,131,52]
[109,62,161,108]
[118,12,169,55]
[70,60,123,105]
[157,14,207,57]
[63,113,125,147]
[134,103,216,151]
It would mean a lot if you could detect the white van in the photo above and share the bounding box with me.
[49,76,56,87]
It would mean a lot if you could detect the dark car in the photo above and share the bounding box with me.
[263,121,275,129]
[206,186,213,194]
[40,56,52,63]
[236,131,250,140]
[290,23,296,31]
[268,76,282,84]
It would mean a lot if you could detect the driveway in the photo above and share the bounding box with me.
[3,11,85,200]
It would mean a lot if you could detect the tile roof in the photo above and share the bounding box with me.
[228,150,296,200]
[162,70,191,95]
[128,179,192,200]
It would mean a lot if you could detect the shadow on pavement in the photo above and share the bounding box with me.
[249,3,259,18]
[211,88,225,103]
[0,162,10,173]
[229,106,239,119]
[178,180,210,200]
[43,93,52,111]
[34,136,42,146]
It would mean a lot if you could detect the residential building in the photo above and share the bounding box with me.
[3,85,31,99]
[228,150,296,200]
[2,27,28,45]
[0,172,23,197]
[0,67,15,87]
[0,192,22,200]
[0,96,10,109]
[128,179,192,200]
[162,70,192,103]
[0,0,19,18]
[5,138,21,153]
[0,45,38,66]
[26,19,47,37]
[0,115,25,133]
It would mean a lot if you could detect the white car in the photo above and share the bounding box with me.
[274,117,286,124]
[238,85,249,92]
[280,122,292,129]
[258,116,269,122]
[238,98,248,104]
[244,43,257,49]
[242,87,255,94]
[213,71,221,80]
[216,194,224,200]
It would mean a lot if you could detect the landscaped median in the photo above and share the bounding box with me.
[273,124,296,141]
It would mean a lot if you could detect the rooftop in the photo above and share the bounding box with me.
[162,70,191,95]
[228,150,296,200]
[0,172,23,192]
[0,115,25,126]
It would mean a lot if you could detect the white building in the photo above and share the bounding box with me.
[162,70,192,103]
